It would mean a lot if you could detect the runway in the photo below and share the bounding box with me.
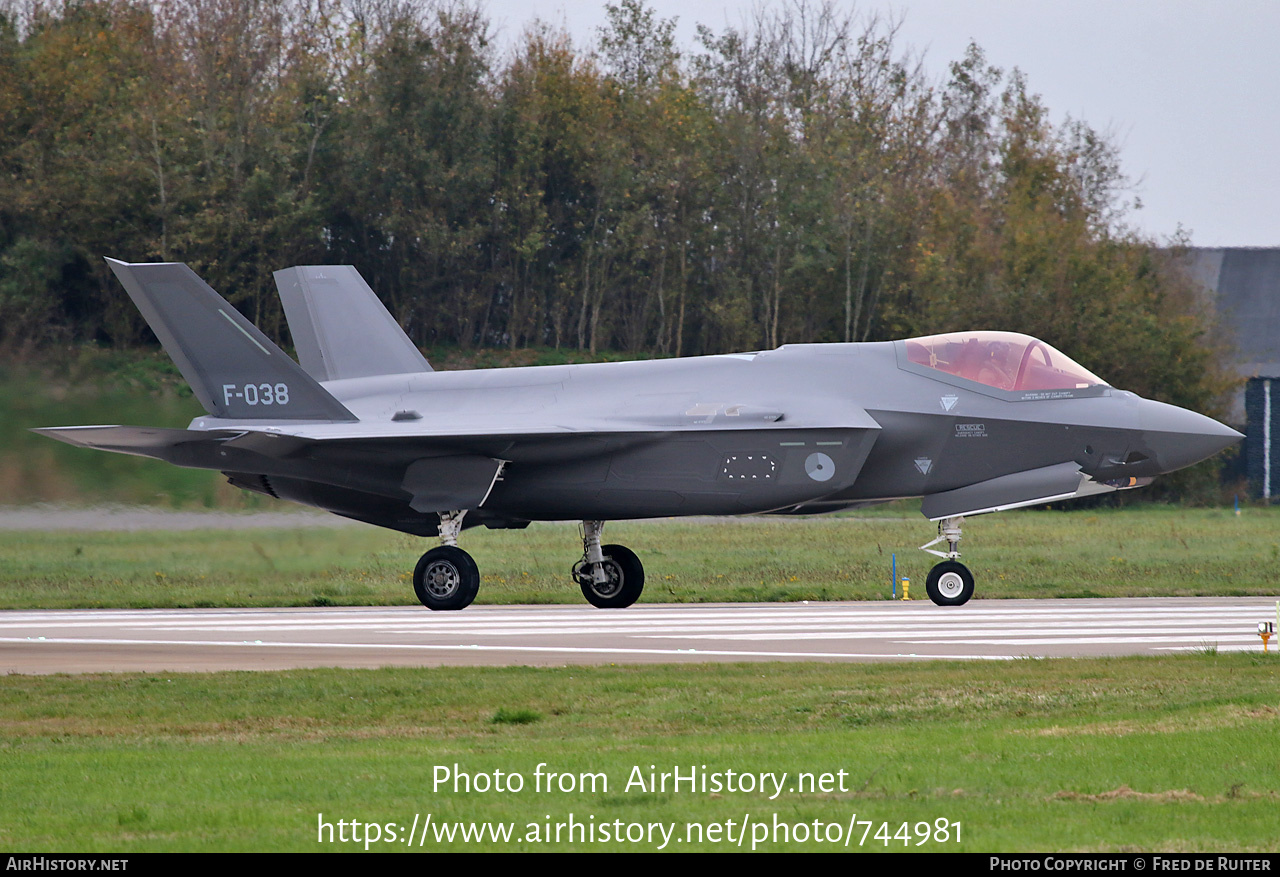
[2,597,1277,673]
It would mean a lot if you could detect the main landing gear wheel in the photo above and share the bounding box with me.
[414,545,480,611]
[926,560,974,607]
[573,544,644,609]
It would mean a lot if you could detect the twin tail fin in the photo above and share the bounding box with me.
[273,265,432,382]
[105,259,357,422]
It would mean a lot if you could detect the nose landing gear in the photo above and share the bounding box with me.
[920,516,974,606]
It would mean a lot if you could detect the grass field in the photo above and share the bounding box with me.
[0,506,1277,609]
[1,656,1276,852]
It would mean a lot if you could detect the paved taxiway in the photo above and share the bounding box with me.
[2,597,1276,673]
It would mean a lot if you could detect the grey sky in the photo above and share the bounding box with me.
[482,0,1279,247]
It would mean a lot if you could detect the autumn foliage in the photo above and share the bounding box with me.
[0,0,1231,418]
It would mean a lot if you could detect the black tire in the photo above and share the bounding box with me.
[577,543,644,609]
[413,546,480,610]
[925,560,974,607]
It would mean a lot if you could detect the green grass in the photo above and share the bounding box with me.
[1,507,1278,609]
[492,707,544,725]
[0,349,236,507]
[0,656,1276,851]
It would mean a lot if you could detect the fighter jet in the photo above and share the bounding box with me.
[35,259,1242,609]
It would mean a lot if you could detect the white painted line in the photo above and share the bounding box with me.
[1157,644,1267,653]
[0,637,1018,661]
[639,626,1262,642]
[907,635,1260,645]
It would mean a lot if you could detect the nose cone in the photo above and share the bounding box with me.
[1138,399,1243,474]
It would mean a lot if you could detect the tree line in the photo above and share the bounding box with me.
[0,0,1232,415]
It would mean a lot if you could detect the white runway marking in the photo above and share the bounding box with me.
[0,636,1018,662]
[3,597,1278,672]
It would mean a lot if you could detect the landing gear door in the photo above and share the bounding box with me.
[402,456,506,513]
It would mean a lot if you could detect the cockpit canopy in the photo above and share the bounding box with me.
[903,331,1107,392]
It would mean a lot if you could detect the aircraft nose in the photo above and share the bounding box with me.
[1138,399,1243,474]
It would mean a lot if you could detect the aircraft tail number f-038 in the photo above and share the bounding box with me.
[35,260,1242,609]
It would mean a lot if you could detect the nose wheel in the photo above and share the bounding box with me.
[925,560,974,606]
[920,516,975,606]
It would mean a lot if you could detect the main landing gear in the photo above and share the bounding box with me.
[571,520,645,609]
[919,516,975,606]
[410,513,644,611]
[413,511,479,610]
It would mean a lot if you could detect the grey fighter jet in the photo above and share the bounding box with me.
[35,260,1242,609]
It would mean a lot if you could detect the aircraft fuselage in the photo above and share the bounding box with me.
[183,341,1232,535]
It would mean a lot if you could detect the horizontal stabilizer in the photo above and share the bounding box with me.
[274,265,432,381]
[106,259,357,421]
[921,462,1118,520]
[31,425,238,459]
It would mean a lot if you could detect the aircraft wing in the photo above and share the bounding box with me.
[36,402,881,518]
[207,418,878,442]
[36,401,880,458]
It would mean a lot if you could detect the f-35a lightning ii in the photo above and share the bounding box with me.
[35,259,1242,610]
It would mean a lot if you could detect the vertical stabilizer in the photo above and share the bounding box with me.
[105,258,357,421]
[274,265,433,382]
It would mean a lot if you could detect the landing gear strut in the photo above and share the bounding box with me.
[413,510,480,610]
[572,520,644,608]
[920,516,975,606]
